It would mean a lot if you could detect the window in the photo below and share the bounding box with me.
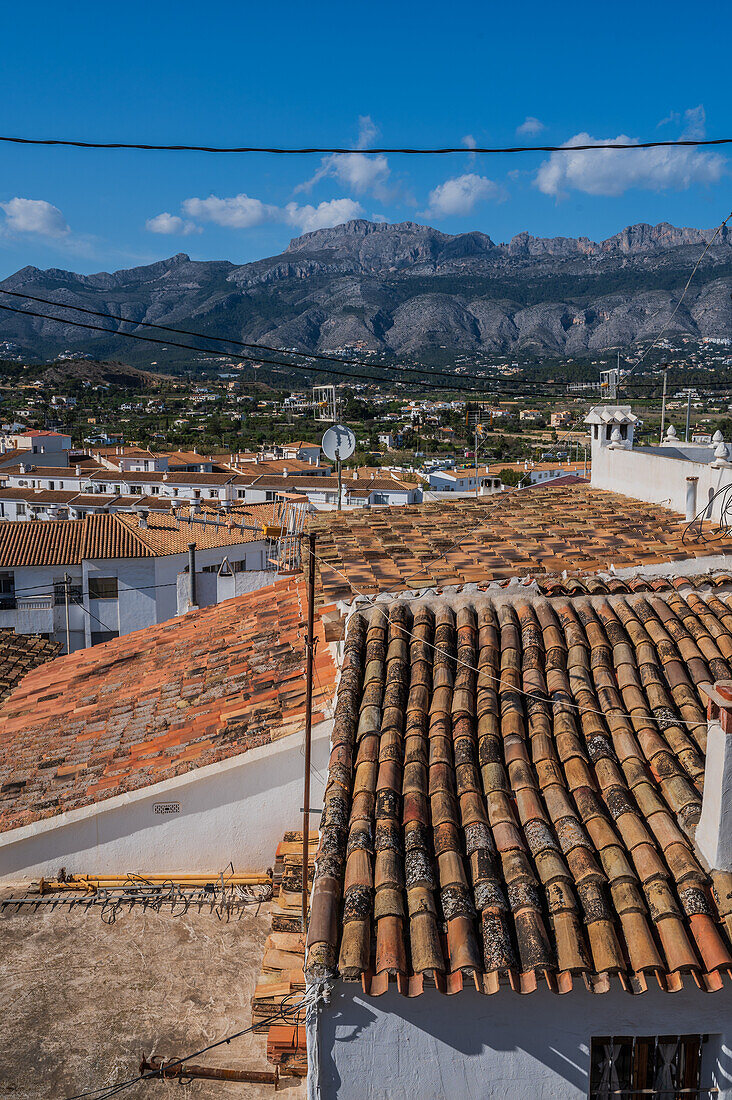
[16,504,25,517]
[232,558,248,572]
[0,572,15,610]
[88,576,118,600]
[48,481,55,490]
[91,630,119,645]
[237,489,246,498]
[53,579,82,605]
[589,1035,706,1100]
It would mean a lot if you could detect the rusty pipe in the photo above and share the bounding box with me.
[141,1054,280,1087]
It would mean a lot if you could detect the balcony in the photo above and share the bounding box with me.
[0,594,54,634]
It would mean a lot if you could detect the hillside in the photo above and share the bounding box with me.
[1,220,730,365]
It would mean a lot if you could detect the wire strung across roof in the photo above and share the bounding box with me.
[2,135,731,154]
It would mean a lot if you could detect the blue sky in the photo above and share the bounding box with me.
[0,0,729,277]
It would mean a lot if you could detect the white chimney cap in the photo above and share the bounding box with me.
[665,424,677,441]
[713,430,725,444]
[611,427,622,443]
[714,441,729,461]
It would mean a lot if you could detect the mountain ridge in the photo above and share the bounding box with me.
[1,220,730,363]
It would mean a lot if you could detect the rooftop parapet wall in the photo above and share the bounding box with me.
[591,443,732,525]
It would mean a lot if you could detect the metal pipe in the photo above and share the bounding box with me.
[188,541,197,607]
[686,389,692,443]
[140,1056,279,1086]
[659,363,669,445]
[63,573,71,655]
[302,530,316,932]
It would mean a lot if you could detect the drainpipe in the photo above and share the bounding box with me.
[697,681,732,870]
[188,542,197,608]
[685,477,699,522]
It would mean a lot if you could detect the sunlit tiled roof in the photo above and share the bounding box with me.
[0,578,337,832]
[0,505,276,566]
[310,486,732,603]
[307,584,732,996]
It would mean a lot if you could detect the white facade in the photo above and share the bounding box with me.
[0,539,269,651]
[586,404,732,525]
[428,470,502,493]
[313,984,732,1100]
[0,721,331,879]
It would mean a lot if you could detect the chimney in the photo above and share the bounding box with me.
[75,465,81,476]
[685,477,699,522]
[137,508,149,529]
[283,467,288,477]
[697,682,732,869]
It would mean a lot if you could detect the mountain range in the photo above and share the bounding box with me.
[1,219,730,366]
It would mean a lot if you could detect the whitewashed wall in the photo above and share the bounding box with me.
[0,721,331,880]
[591,444,732,522]
[315,983,732,1100]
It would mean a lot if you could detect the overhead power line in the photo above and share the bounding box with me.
[0,300,630,397]
[1,136,731,155]
[0,288,548,388]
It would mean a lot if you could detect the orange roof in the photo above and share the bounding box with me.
[0,578,337,832]
[0,505,276,566]
[311,486,732,603]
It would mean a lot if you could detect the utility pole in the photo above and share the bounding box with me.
[188,542,197,608]
[474,422,479,499]
[301,531,316,932]
[685,389,692,443]
[659,363,669,445]
[63,573,71,655]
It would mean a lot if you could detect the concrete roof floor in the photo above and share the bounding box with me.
[0,890,305,1099]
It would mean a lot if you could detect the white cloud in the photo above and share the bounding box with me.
[145,212,199,236]
[517,116,545,136]
[462,134,477,150]
[296,115,391,199]
[0,197,70,237]
[355,115,378,149]
[422,173,504,218]
[163,193,363,237]
[284,198,364,234]
[181,193,279,228]
[535,130,726,198]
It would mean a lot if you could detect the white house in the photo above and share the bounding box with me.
[0,506,273,651]
[427,466,502,494]
[586,404,732,527]
[305,590,732,1099]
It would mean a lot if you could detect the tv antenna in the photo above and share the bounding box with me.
[322,423,356,512]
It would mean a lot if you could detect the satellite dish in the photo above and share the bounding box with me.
[322,424,356,462]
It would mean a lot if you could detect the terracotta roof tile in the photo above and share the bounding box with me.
[0,631,59,707]
[310,486,732,603]
[0,504,277,566]
[0,577,337,832]
[307,588,732,997]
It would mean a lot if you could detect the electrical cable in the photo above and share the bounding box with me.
[617,210,732,391]
[0,301,548,395]
[3,136,732,155]
[0,288,549,388]
[313,548,718,735]
[61,992,308,1099]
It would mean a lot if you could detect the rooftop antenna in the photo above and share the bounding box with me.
[322,424,356,513]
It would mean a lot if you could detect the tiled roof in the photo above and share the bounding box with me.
[307,587,732,996]
[0,578,337,833]
[0,631,59,705]
[2,465,102,479]
[0,505,276,566]
[532,474,589,488]
[310,486,732,603]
